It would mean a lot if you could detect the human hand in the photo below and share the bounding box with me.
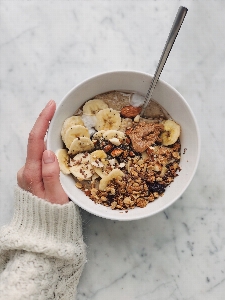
[17,100,69,204]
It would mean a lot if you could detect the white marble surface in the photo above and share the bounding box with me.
[1,0,225,299]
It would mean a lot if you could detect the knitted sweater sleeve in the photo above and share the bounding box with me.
[0,186,86,300]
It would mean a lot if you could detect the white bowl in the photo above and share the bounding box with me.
[47,71,200,221]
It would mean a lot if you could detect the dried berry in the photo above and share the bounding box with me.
[148,182,165,194]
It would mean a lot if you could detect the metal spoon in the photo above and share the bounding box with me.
[140,6,188,117]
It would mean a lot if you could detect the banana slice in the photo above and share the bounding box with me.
[103,130,125,140]
[161,120,181,146]
[68,137,94,155]
[94,168,108,178]
[95,108,121,131]
[91,173,100,182]
[61,116,84,142]
[99,169,125,191]
[70,153,93,180]
[90,150,107,167]
[90,150,109,178]
[103,130,125,145]
[94,157,119,178]
[56,149,70,175]
[92,130,106,140]
[83,99,108,115]
[64,125,90,149]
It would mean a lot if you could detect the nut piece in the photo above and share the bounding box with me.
[134,114,140,122]
[111,148,124,157]
[103,144,113,152]
[121,105,142,118]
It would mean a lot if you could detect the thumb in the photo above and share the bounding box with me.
[42,150,69,204]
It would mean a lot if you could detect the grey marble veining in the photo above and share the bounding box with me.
[1,0,225,299]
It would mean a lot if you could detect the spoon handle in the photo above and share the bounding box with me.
[140,6,188,116]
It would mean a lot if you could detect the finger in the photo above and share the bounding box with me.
[42,150,69,204]
[26,100,56,164]
[17,166,25,189]
[17,164,44,197]
[25,100,56,184]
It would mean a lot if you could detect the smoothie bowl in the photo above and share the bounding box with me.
[47,71,200,221]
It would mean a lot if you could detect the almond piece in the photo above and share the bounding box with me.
[111,148,124,157]
[103,144,113,152]
[121,105,142,118]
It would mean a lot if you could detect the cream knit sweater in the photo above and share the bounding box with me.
[0,186,86,300]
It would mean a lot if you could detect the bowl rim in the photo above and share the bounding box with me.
[47,70,201,221]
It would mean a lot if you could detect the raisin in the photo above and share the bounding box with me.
[148,182,165,194]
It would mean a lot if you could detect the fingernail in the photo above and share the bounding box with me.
[45,100,54,108]
[43,150,55,164]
